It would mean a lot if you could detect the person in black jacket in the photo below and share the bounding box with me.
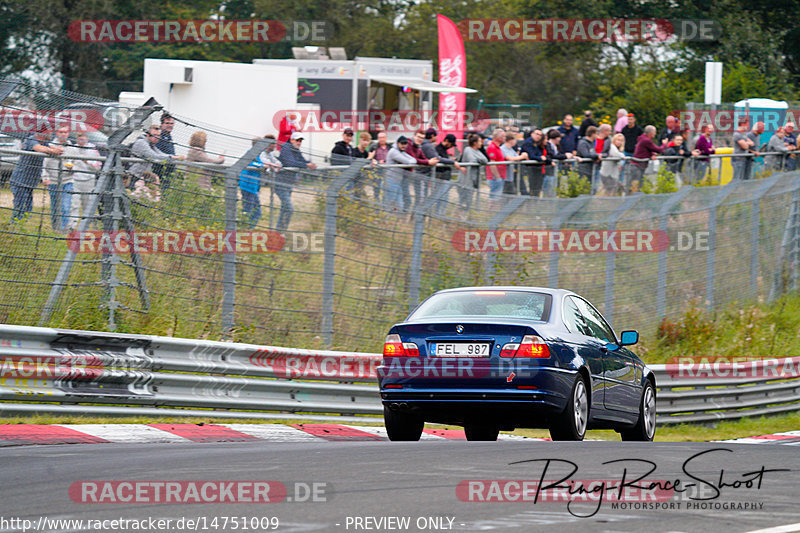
[663,134,698,179]
[544,129,571,197]
[520,129,548,196]
[331,128,355,165]
[433,134,462,214]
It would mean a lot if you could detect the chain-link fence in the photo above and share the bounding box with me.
[2,80,800,352]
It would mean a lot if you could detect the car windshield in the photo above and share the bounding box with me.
[409,290,551,321]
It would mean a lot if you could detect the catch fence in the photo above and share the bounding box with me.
[1,80,800,351]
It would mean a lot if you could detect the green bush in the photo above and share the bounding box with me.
[557,171,591,198]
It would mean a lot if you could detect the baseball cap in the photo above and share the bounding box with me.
[443,134,456,143]
[397,135,409,144]
[343,127,354,135]
[290,132,304,140]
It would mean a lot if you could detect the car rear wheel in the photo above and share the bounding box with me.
[621,380,656,441]
[549,375,588,441]
[384,405,424,441]
[464,423,499,441]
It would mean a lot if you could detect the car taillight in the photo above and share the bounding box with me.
[383,334,419,357]
[499,343,519,358]
[500,335,550,358]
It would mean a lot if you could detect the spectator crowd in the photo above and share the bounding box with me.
[5,107,800,234]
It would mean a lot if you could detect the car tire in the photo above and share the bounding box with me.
[621,380,656,442]
[464,423,499,441]
[384,405,424,441]
[549,375,589,441]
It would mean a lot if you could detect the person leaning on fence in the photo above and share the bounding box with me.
[731,119,754,181]
[404,129,439,210]
[186,130,225,190]
[485,129,508,201]
[66,131,102,227]
[576,125,600,184]
[459,133,488,212]
[627,125,664,192]
[276,131,316,232]
[663,134,698,182]
[501,132,528,194]
[765,127,790,171]
[694,125,715,182]
[784,123,797,171]
[520,129,547,196]
[238,136,279,227]
[41,124,74,232]
[153,112,177,189]
[129,124,184,202]
[544,129,571,197]
[744,121,765,180]
[599,133,626,196]
[10,124,63,222]
[431,133,463,215]
[384,135,417,212]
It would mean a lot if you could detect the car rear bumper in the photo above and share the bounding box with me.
[381,391,565,427]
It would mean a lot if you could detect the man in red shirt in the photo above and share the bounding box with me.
[486,129,506,199]
[627,125,664,192]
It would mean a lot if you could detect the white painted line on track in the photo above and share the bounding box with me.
[221,423,325,441]
[59,424,190,443]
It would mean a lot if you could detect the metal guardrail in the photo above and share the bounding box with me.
[1,324,799,426]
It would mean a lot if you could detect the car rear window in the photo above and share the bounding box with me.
[409,290,551,321]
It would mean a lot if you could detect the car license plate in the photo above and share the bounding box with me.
[431,342,490,357]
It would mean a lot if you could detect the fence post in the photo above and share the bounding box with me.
[655,186,694,320]
[603,194,643,325]
[222,138,269,339]
[548,196,590,288]
[321,160,369,347]
[408,179,454,313]
[705,181,741,309]
[39,98,161,327]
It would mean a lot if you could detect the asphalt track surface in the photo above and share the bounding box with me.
[0,440,798,533]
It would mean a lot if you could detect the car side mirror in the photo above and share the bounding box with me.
[620,330,639,346]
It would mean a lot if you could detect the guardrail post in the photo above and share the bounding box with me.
[222,139,269,339]
[39,98,162,327]
[321,160,369,347]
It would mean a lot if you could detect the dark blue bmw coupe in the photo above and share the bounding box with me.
[378,287,656,442]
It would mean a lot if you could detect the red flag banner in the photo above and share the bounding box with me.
[438,14,467,143]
